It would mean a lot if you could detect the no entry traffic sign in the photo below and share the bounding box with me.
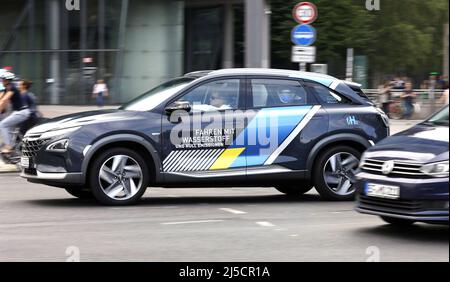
[293,2,318,25]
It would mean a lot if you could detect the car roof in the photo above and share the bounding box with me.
[184,68,339,87]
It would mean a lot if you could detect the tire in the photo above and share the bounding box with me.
[89,147,149,206]
[313,145,362,201]
[381,216,415,226]
[65,187,94,199]
[276,183,313,197]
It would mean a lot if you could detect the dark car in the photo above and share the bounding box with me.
[20,69,389,205]
[356,105,449,225]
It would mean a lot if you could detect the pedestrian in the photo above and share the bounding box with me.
[92,79,109,108]
[378,81,392,115]
[0,72,31,154]
[401,81,416,119]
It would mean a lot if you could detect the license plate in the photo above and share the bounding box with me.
[20,157,30,169]
[365,183,400,199]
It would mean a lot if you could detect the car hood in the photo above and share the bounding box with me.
[27,110,142,135]
[365,123,449,163]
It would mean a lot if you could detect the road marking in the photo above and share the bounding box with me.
[256,221,275,227]
[161,220,224,225]
[219,208,247,215]
[290,234,299,237]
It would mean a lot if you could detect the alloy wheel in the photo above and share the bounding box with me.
[98,155,143,200]
[322,152,359,196]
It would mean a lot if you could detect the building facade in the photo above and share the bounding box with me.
[0,0,270,105]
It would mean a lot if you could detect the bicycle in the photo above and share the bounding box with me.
[0,112,48,165]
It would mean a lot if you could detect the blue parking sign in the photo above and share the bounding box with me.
[291,24,316,46]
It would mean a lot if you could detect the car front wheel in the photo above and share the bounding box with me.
[89,148,149,206]
[313,146,361,201]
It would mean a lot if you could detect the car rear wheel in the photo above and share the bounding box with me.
[65,187,94,199]
[89,148,149,206]
[381,216,415,226]
[276,183,313,197]
[313,146,361,201]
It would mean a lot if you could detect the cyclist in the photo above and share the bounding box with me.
[0,72,32,154]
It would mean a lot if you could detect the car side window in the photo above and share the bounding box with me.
[303,81,351,105]
[176,79,240,112]
[250,79,310,108]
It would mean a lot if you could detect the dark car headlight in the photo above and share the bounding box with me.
[46,139,70,152]
[420,160,449,178]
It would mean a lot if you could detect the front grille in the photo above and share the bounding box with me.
[358,195,423,213]
[361,159,425,177]
[22,138,50,157]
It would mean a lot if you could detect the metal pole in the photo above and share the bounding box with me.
[28,0,35,79]
[79,0,87,105]
[245,0,270,68]
[223,2,235,69]
[444,23,449,79]
[299,63,306,72]
[113,0,130,104]
[98,0,106,79]
[49,0,60,105]
[346,48,354,82]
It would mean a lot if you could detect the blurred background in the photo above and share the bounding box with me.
[0,0,448,107]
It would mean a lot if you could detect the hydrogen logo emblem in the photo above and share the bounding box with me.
[346,116,359,126]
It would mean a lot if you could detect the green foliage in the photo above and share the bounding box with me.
[270,0,449,81]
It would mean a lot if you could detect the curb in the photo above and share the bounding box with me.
[0,159,20,173]
[0,164,20,173]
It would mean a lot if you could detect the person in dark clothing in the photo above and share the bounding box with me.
[401,82,416,119]
[0,73,32,153]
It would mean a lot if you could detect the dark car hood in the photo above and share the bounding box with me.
[365,123,449,163]
[27,110,141,134]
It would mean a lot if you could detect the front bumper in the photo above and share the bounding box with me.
[355,171,449,223]
[21,170,84,188]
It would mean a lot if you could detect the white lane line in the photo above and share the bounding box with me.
[290,234,299,237]
[161,220,224,225]
[256,221,275,227]
[219,208,247,215]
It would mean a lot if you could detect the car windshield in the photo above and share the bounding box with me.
[426,105,449,126]
[120,77,195,111]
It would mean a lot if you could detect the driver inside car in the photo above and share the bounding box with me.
[192,88,234,112]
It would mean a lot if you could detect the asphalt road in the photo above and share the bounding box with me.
[0,119,448,262]
[0,174,448,262]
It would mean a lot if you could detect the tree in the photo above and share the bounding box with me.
[270,0,449,86]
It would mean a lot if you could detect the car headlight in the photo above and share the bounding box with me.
[40,127,81,139]
[46,139,70,152]
[420,161,449,178]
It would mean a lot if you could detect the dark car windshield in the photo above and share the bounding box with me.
[120,77,195,111]
[426,105,449,126]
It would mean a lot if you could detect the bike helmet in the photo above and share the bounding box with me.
[0,71,16,80]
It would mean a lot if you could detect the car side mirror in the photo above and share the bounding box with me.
[165,101,191,115]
